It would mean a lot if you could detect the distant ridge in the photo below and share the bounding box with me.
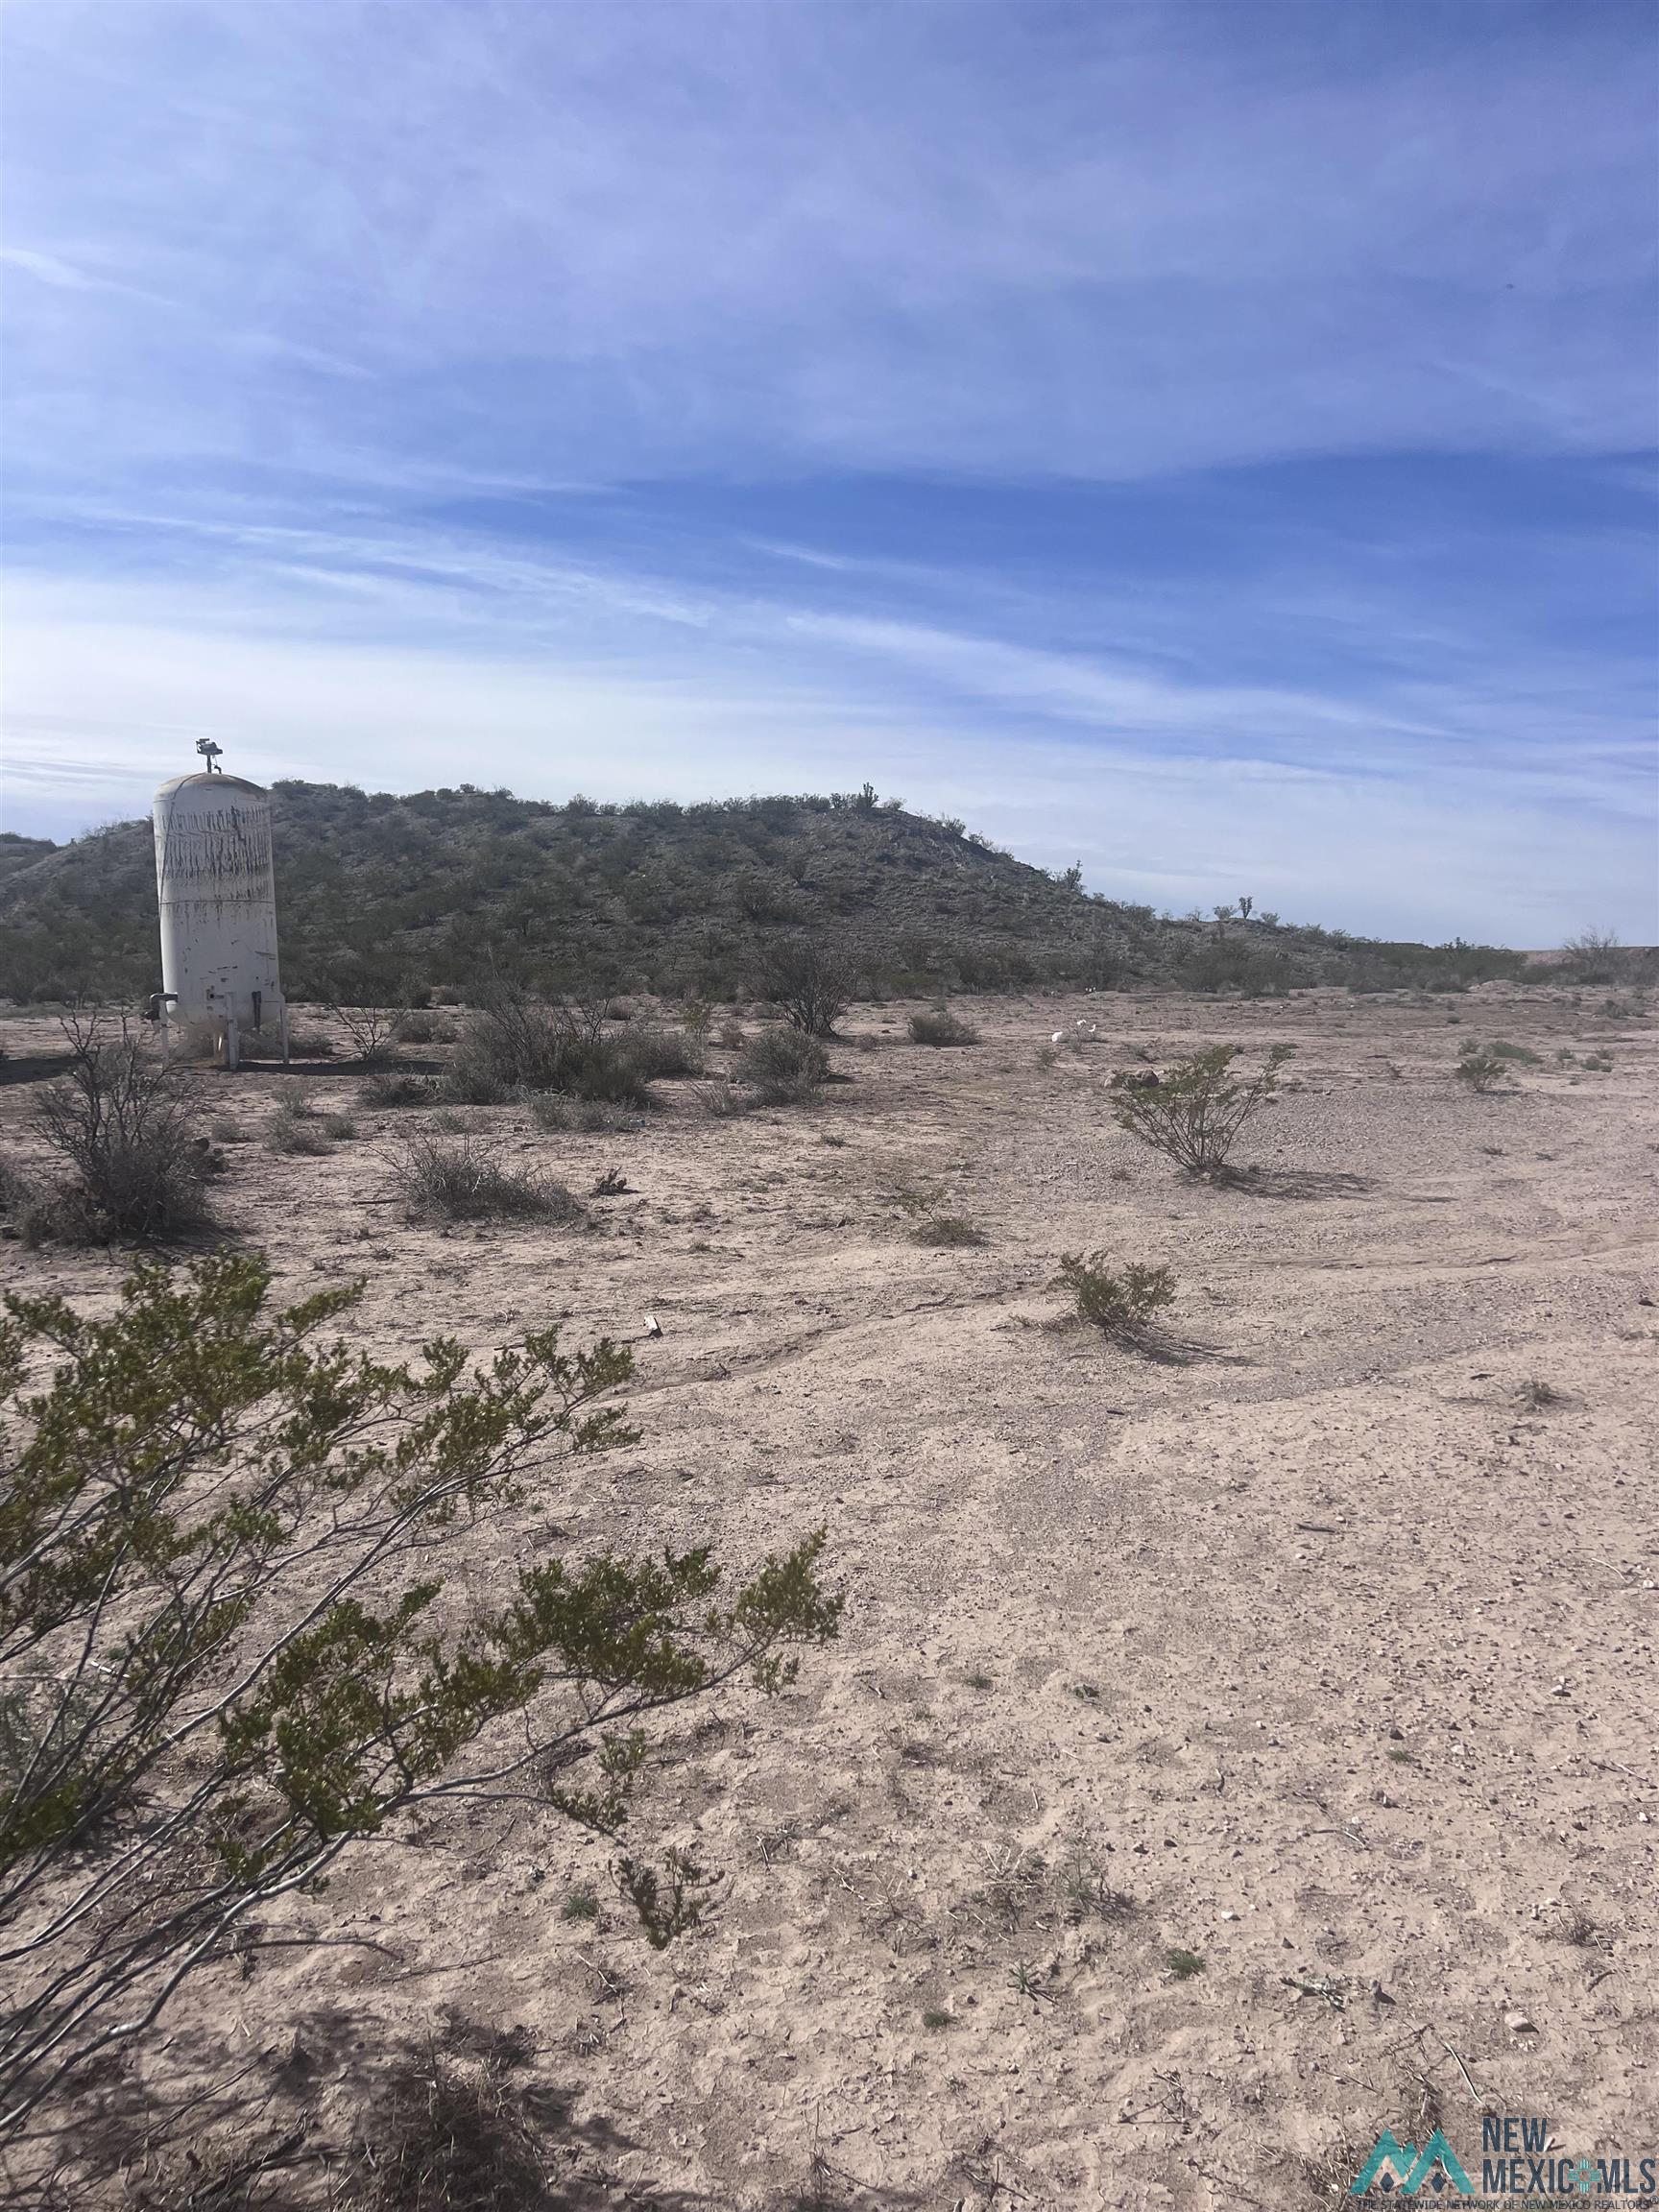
[0,781,1532,1004]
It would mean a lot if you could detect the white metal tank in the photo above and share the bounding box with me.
[153,769,285,1064]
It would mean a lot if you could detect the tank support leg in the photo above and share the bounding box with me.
[226,1015,239,1071]
[278,1002,290,1066]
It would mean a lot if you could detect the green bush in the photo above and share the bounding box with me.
[908,1005,979,1046]
[0,1253,840,2132]
[736,1026,831,1103]
[1052,1253,1176,1335]
[1108,1045,1292,1178]
[1455,1046,1511,1094]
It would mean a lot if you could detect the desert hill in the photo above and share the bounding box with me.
[0,780,1527,1004]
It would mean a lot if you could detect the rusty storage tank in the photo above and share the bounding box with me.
[153,767,286,1066]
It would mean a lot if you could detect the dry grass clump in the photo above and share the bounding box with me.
[1052,1253,1176,1337]
[910,1213,988,1247]
[734,1026,830,1103]
[359,1071,439,1109]
[528,1094,645,1134]
[265,1094,355,1154]
[335,2046,547,2212]
[390,1131,582,1224]
[908,1004,979,1046]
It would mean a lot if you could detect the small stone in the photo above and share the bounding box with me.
[1504,2010,1537,2034]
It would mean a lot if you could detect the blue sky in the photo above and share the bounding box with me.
[2,0,1654,943]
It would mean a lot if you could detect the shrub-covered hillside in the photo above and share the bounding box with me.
[0,781,1528,1003]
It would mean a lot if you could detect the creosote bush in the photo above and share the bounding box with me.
[1108,1044,1293,1179]
[1455,1046,1511,1094]
[0,1252,840,2136]
[735,1025,830,1104]
[391,1131,582,1223]
[1052,1253,1176,1335]
[908,1005,979,1046]
[442,995,650,1108]
[754,936,853,1037]
[30,1013,212,1240]
[327,1003,409,1068]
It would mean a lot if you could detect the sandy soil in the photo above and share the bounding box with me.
[2,984,1656,2208]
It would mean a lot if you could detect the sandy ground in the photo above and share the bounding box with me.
[2,984,1656,2208]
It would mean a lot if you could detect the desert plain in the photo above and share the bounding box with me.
[1,980,1655,2209]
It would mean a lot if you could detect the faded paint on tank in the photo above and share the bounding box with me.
[153,771,284,1033]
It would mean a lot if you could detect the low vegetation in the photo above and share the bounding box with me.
[390,1131,582,1223]
[1108,1044,1293,1179]
[755,935,853,1037]
[908,1004,979,1046]
[734,1025,831,1103]
[27,1013,212,1240]
[265,1090,355,1153]
[1052,1253,1177,1336]
[1455,1045,1511,1094]
[0,1252,841,2136]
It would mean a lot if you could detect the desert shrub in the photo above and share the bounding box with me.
[754,936,852,1036]
[1455,1046,1511,1094]
[0,1252,840,2133]
[693,1076,751,1118]
[910,1213,987,1247]
[328,1003,408,1068]
[717,1019,746,1050]
[1108,1044,1292,1179]
[1052,1253,1176,1334]
[620,1022,703,1080]
[360,1070,440,1108]
[265,1092,353,1154]
[1582,1050,1614,1072]
[282,1022,337,1058]
[736,1026,831,1103]
[442,998,570,1103]
[396,1010,455,1046]
[908,1005,979,1046]
[391,1132,582,1223]
[528,1094,644,1133]
[444,996,650,1108]
[31,1013,211,1238]
[1559,926,1627,985]
[0,1157,60,1249]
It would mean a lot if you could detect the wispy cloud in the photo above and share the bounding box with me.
[0,1,1652,940]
